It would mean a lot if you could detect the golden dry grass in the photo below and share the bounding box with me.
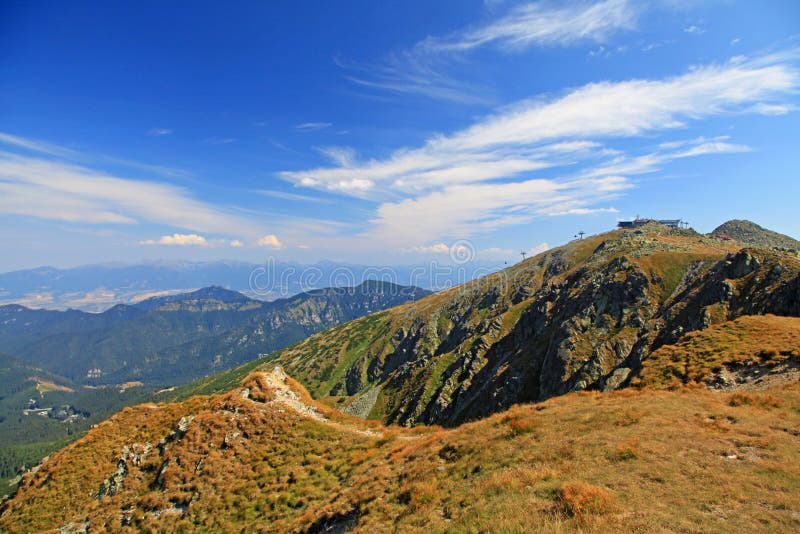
[32,377,74,394]
[637,314,800,389]
[2,368,799,533]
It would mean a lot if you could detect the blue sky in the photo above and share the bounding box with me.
[1,0,799,271]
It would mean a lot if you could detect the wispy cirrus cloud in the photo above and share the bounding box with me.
[294,122,332,132]
[422,0,638,52]
[204,136,237,145]
[257,189,332,204]
[337,54,493,106]
[0,150,259,238]
[284,54,798,247]
[285,57,796,195]
[0,132,79,158]
[0,131,190,180]
[147,128,173,136]
[340,0,639,103]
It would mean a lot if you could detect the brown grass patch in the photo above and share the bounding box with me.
[638,314,800,389]
[728,392,783,409]
[558,481,616,517]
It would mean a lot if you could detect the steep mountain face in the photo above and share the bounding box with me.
[2,367,798,532]
[0,282,430,386]
[711,219,800,250]
[259,224,800,426]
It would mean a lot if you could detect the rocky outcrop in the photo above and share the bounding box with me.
[96,415,194,499]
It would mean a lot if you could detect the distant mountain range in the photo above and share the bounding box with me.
[0,281,430,387]
[0,281,430,486]
[0,259,502,312]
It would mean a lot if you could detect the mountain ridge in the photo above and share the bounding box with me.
[0,282,431,386]
[133,285,254,311]
[711,219,800,251]
[231,222,800,427]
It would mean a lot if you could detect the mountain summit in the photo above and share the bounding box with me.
[711,219,800,251]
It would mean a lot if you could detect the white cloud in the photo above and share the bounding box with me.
[641,40,672,52]
[340,0,638,103]
[257,234,283,249]
[283,56,798,248]
[731,37,741,46]
[683,25,705,35]
[432,61,795,153]
[583,140,752,178]
[204,137,237,144]
[749,102,793,115]
[0,152,258,236]
[230,239,244,248]
[674,141,750,158]
[258,189,331,203]
[284,58,797,196]
[528,243,550,256]
[0,132,78,158]
[425,0,637,52]
[317,146,357,166]
[148,128,173,136]
[366,177,629,246]
[294,122,332,132]
[407,243,451,254]
[141,233,208,246]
